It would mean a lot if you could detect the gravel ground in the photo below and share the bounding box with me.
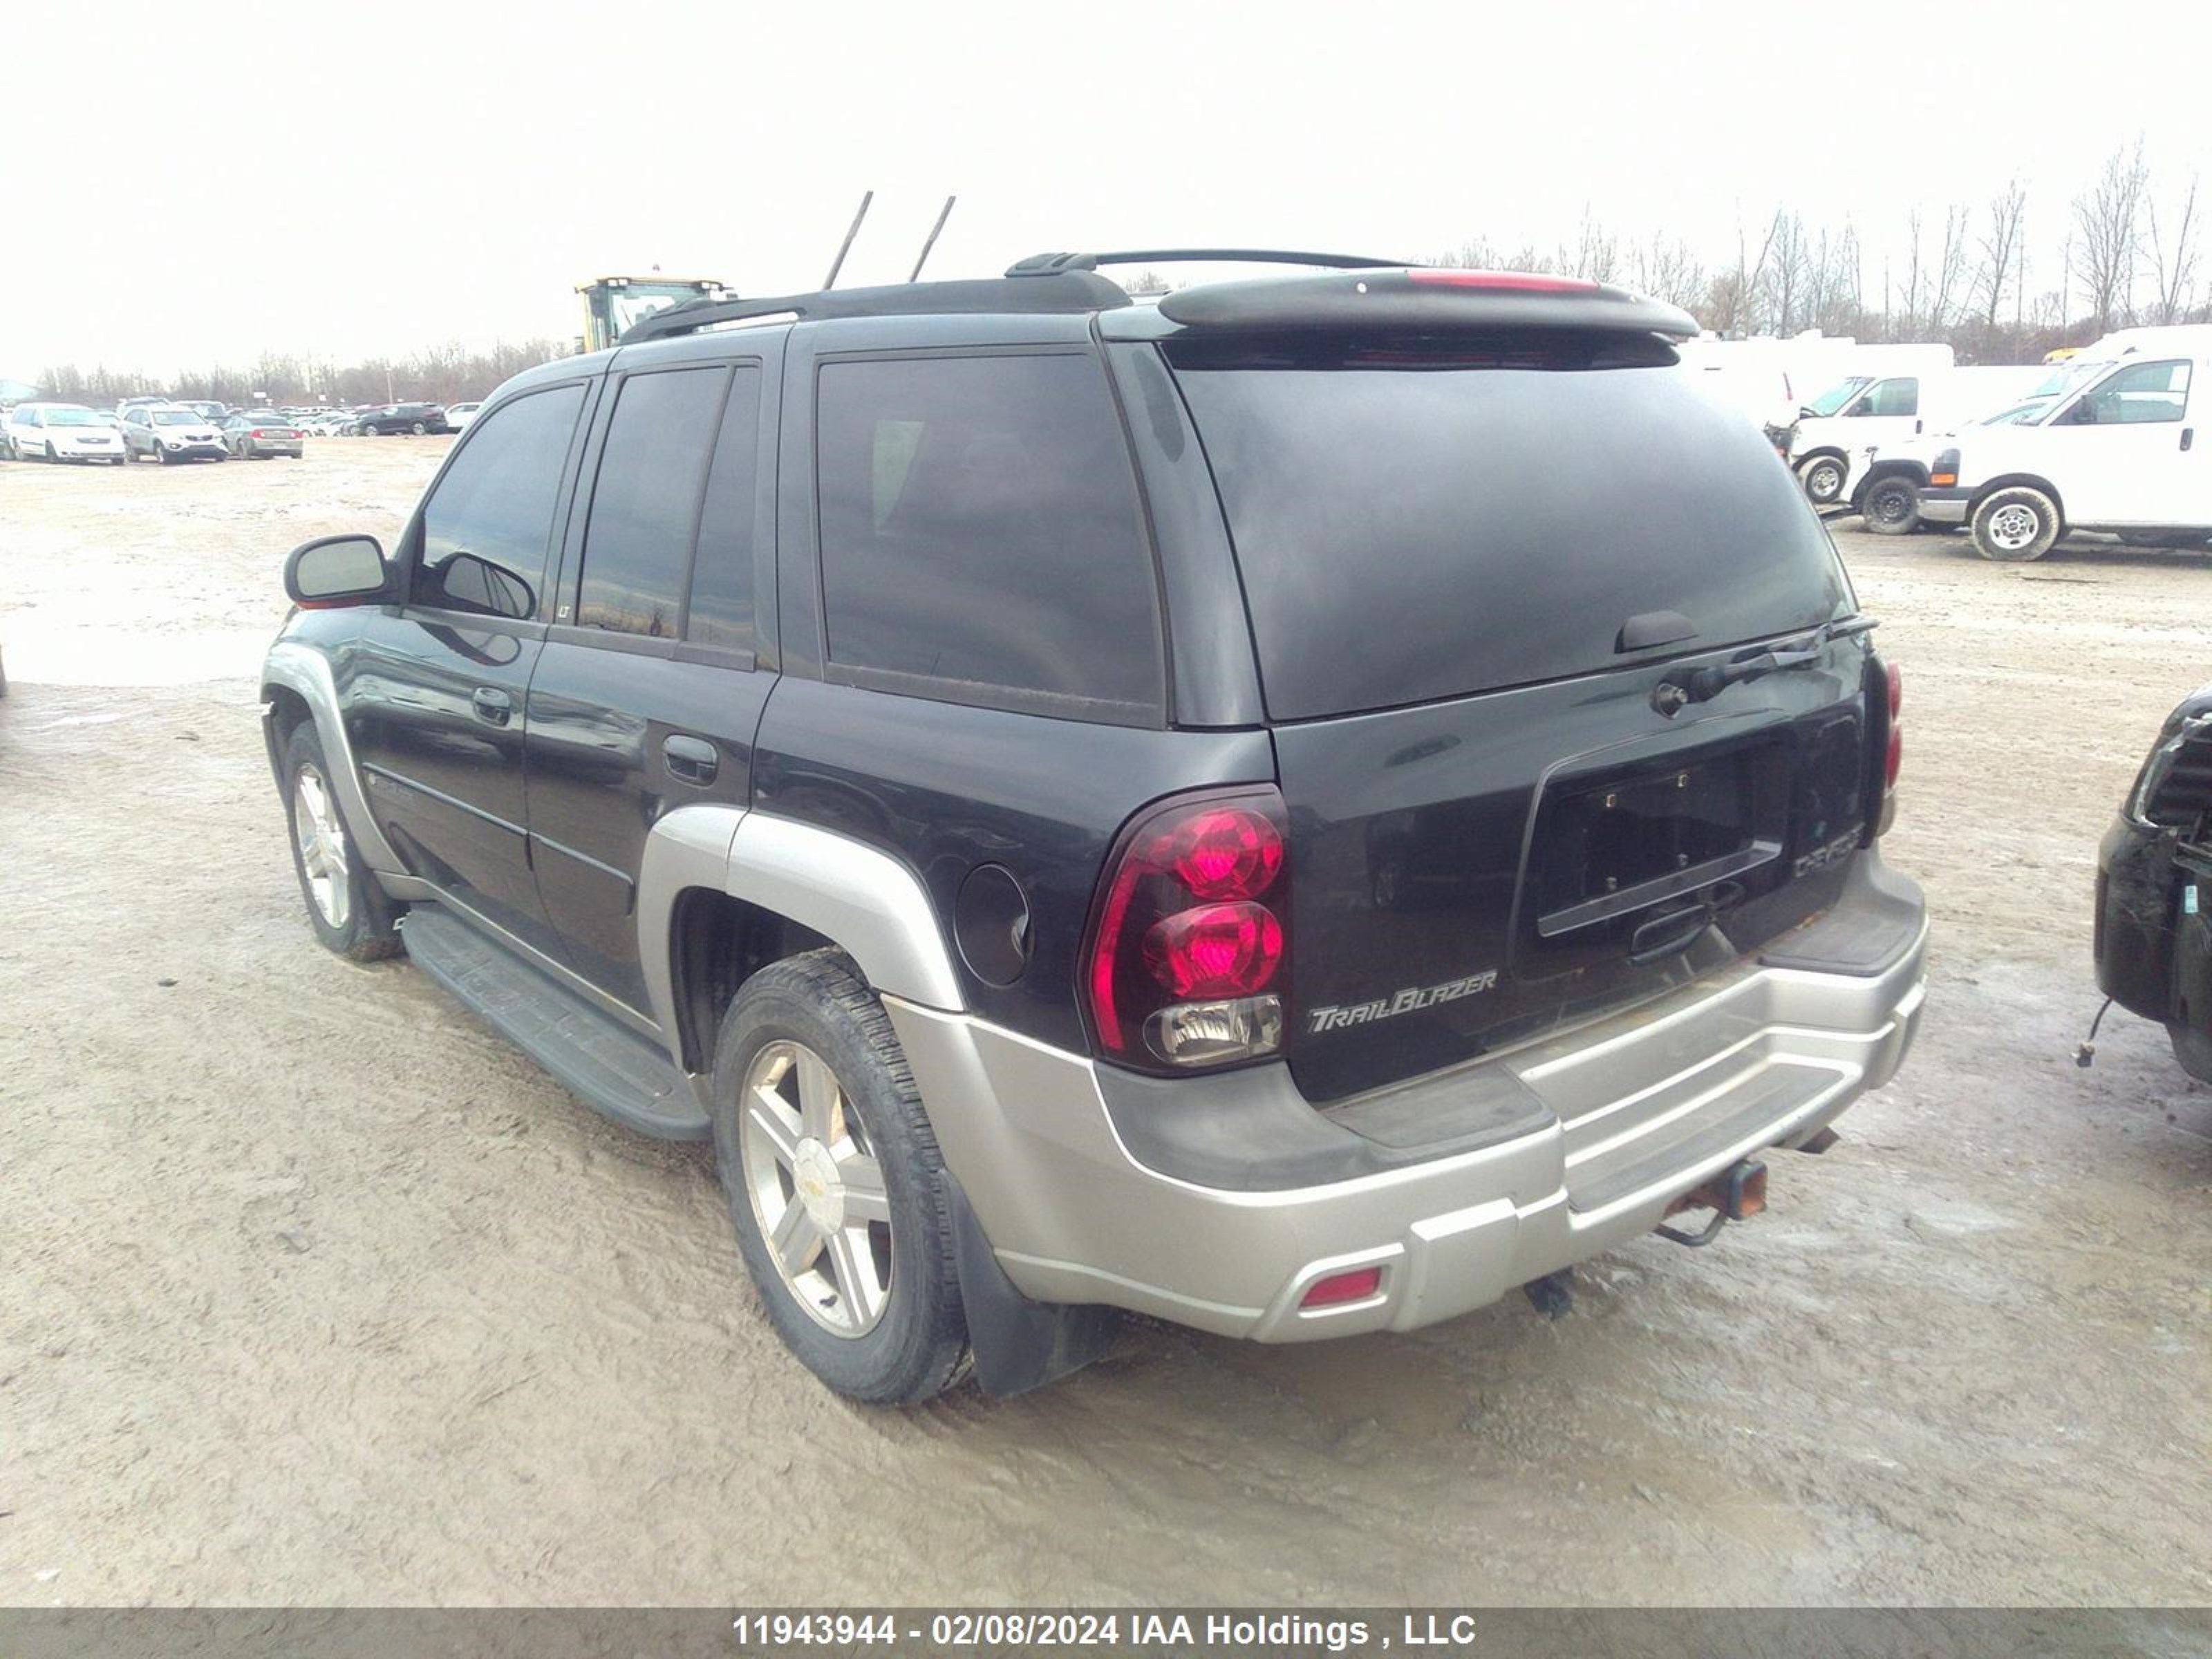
[1,440,2208,1607]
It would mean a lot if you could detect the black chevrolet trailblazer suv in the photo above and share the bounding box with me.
[261,250,1928,1403]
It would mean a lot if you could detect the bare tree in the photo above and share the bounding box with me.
[1559,206,1619,283]
[1627,232,1707,312]
[1897,209,1927,337]
[1976,180,2028,328]
[1758,210,1810,334]
[2147,171,2200,324]
[1922,205,1972,334]
[2074,140,2148,335]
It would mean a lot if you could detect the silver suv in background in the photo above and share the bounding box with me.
[122,404,228,463]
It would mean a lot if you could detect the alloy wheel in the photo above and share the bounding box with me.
[738,1039,894,1338]
[292,764,352,929]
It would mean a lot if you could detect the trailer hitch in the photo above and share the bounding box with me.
[1655,1158,1767,1248]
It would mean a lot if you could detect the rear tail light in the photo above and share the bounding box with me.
[1868,655,1902,838]
[1085,790,1291,1071]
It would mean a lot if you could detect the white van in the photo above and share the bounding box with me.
[1918,346,2212,559]
[1785,362,2044,507]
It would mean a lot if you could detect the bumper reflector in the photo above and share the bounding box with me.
[1301,1265,1383,1308]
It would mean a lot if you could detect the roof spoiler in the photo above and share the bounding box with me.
[1006,248,1409,276]
[1151,267,1700,340]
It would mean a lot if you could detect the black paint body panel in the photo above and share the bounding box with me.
[752,675,1274,1051]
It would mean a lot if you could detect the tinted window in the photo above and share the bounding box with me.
[575,367,726,637]
[1169,341,1853,720]
[411,382,585,619]
[684,364,762,653]
[815,353,1160,710]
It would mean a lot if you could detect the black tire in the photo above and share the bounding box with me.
[279,719,403,962]
[1797,453,1846,505]
[709,950,970,1404]
[410,420,427,435]
[44,442,58,463]
[1970,486,2062,562]
[1861,476,1921,536]
[110,457,124,467]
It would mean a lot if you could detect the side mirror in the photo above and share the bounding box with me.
[285,534,391,608]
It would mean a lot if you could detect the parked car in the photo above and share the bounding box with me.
[224,411,305,460]
[1918,348,2212,560]
[177,400,230,424]
[352,402,450,436]
[3,402,129,465]
[445,401,483,431]
[122,405,228,463]
[1784,364,2050,507]
[2098,683,2212,1081]
[261,254,1925,1403]
[296,412,350,436]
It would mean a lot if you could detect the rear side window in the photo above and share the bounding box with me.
[814,353,1162,715]
[684,364,764,653]
[413,382,585,619]
[1170,341,1853,720]
[575,367,727,637]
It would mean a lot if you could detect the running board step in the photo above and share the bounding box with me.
[399,908,709,1141]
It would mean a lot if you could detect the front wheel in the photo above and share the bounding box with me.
[1861,476,1921,536]
[281,720,402,961]
[1971,487,2062,562]
[45,442,59,462]
[709,951,970,1404]
[1797,453,1846,505]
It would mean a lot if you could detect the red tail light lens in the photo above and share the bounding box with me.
[1165,807,1282,899]
[1143,902,1282,998]
[1868,655,1902,838]
[1407,268,1599,294]
[1085,789,1291,1069]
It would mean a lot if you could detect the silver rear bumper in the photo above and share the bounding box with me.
[888,866,1927,1343]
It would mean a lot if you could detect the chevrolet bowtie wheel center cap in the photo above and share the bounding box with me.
[792,1139,845,1232]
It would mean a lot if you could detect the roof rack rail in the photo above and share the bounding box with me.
[1007,248,1409,278]
[618,271,1132,344]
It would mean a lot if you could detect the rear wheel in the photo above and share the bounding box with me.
[410,420,427,435]
[1861,476,1921,536]
[1797,453,1846,505]
[281,720,402,962]
[709,951,970,1404]
[1971,487,2062,562]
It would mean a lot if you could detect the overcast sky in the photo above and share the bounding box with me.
[6,0,2208,380]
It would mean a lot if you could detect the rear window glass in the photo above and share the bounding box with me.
[1169,341,1853,720]
[815,353,1162,715]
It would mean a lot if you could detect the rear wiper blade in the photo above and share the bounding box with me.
[1653,615,1877,715]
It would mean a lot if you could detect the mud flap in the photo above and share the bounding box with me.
[944,1172,1120,1397]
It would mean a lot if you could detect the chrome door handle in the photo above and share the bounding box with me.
[470,686,512,726]
[663,733,719,785]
